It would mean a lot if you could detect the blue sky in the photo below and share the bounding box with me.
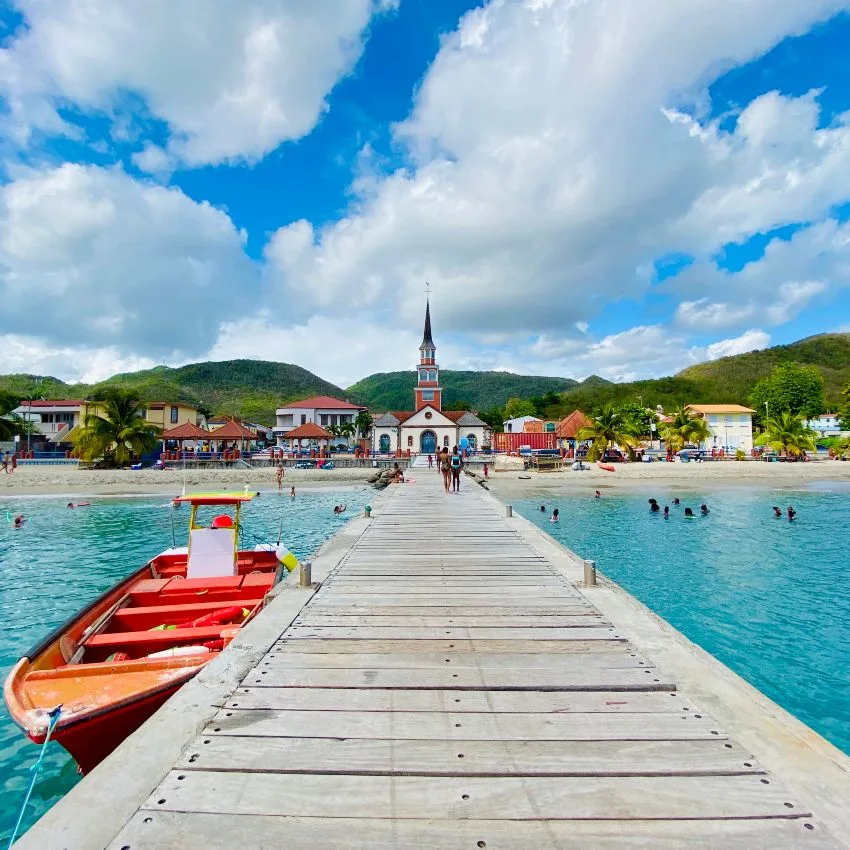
[0,0,849,386]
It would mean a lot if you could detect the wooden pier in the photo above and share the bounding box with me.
[20,473,850,848]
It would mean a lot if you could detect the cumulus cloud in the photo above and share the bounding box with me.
[0,0,382,166]
[264,0,850,342]
[704,329,770,360]
[0,163,257,357]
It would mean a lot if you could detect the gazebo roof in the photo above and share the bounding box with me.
[209,419,255,439]
[162,422,208,439]
[284,422,334,440]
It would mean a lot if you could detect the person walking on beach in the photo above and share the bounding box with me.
[483,462,489,479]
[439,448,451,493]
[276,462,284,491]
[1,453,7,474]
[427,454,433,469]
[450,446,463,492]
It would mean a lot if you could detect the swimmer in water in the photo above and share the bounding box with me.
[673,497,680,506]
[648,498,660,513]
[540,505,546,512]
[290,486,296,499]
[333,504,347,514]
[787,506,796,521]
[594,490,601,499]
[772,506,782,518]
[700,503,709,515]
[663,505,669,518]
[549,508,559,522]
[684,507,694,517]
[13,513,24,528]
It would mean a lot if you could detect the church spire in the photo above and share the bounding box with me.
[414,289,441,412]
[420,298,434,349]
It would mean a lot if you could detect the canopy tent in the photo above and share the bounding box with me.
[161,421,210,453]
[208,419,255,454]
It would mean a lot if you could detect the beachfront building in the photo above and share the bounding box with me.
[140,401,202,430]
[805,413,849,438]
[371,300,489,455]
[556,410,591,452]
[274,395,366,448]
[503,415,541,433]
[687,404,755,452]
[10,399,83,447]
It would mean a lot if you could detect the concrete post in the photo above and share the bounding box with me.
[583,559,597,586]
[299,559,312,587]
[506,505,513,517]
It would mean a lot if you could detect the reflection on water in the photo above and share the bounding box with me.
[515,484,850,755]
[0,486,370,844]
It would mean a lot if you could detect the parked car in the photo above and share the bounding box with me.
[294,460,316,469]
[601,448,625,463]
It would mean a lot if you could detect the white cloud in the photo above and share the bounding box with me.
[132,143,174,178]
[704,329,770,360]
[263,0,850,342]
[0,163,257,357]
[0,0,382,166]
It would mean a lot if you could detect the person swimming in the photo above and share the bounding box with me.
[648,498,660,513]
[13,513,24,528]
[333,504,347,514]
[663,505,669,518]
[673,497,680,506]
[290,486,296,498]
[66,502,90,508]
[549,508,559,522]
[594,490,601,499]
[700,503,710,515]
[787,506,796,521]
[540,505,546,512]
[684,507,694,517]
[772,506,782,518]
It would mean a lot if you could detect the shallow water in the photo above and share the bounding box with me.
[515,484,850,755]
[0,486,371,844]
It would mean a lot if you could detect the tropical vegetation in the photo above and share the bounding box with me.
[754,412,817,457]
[576,404,640,461]
[76,389,162,466]
[660,407,711,452]
[748,362,825,422]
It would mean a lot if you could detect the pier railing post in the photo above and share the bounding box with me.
[583,559,597,586]
[506,505,513,517]
[299,559,312,587]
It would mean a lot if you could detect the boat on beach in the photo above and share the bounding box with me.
[3,492,296,774]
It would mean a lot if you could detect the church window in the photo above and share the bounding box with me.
[407,436,413,447]
[422,390,434,401]
[443,436,450,447]
[419,369,427,381]
[424,411,433,419]
[466,434,477,449]
[428,369,437,381]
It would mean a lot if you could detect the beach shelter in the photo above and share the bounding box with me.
[208,419,255,455]
[556,409,591,454]
[161,421,209,454]
[283,422,333,455]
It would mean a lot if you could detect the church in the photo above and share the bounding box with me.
[371,301,489,455]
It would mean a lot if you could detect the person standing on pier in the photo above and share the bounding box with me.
[450,445,463,492]
[439,448,451,492]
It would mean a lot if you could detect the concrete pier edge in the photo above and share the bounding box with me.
[477,484,850,843]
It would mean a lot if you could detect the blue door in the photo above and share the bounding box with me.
[421,431,437,454]
[379,434,391,453]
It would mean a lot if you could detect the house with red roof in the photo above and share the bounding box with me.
[370,300,489,455]
[273,394,366,448]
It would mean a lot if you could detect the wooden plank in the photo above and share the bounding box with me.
[294,615,605,627]
[202,708,724,740]
[285,627,621,640]
[177,736,757,776]
[142,772,810,820]
[302,606,593,616]
[310,595,583,606]
[108,811,843,850]
[221,687,693,714]
[275,638,630,653]
[261,651,642,670]
[248,668,675,690]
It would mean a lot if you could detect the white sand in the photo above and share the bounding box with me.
[0,464,373,497]
[485,458,850,498]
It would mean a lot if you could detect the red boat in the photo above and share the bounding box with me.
[3,492,294,774]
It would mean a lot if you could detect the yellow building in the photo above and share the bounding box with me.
[64,400,202,443]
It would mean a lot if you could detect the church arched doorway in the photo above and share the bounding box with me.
[420,430,437,454]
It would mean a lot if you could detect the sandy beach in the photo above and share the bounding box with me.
[0,465,373,498]
[485,458,850,498]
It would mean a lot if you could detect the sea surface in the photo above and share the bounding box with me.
[0,486,372,845]
[515,482,850,755]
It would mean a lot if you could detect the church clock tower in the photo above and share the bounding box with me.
[414,298,442,412]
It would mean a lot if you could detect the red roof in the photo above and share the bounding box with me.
[556,410,590,439]
[283,395,364,411]
[284,422,334,440]
[19,399,83,407]
[161,422,209,439]
[209,419,255,439]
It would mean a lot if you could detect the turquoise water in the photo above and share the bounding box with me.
[515,483,850,754]
[0,486,371,845]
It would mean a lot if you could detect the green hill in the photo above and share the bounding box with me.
[0,360,347,425]
[346,370,579,411]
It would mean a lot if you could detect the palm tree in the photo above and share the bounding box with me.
[755,412,817,457]
[77,389,161,466]
[576,404,639,461]
[354,410,373,440]
[660,407,711,451]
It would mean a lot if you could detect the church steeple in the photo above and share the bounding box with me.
[414,294,441,411]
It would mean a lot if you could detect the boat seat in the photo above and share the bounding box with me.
[187,527,237,578]
[111,599,262,630]
[85,625,229,649]
[161,576,243,593]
